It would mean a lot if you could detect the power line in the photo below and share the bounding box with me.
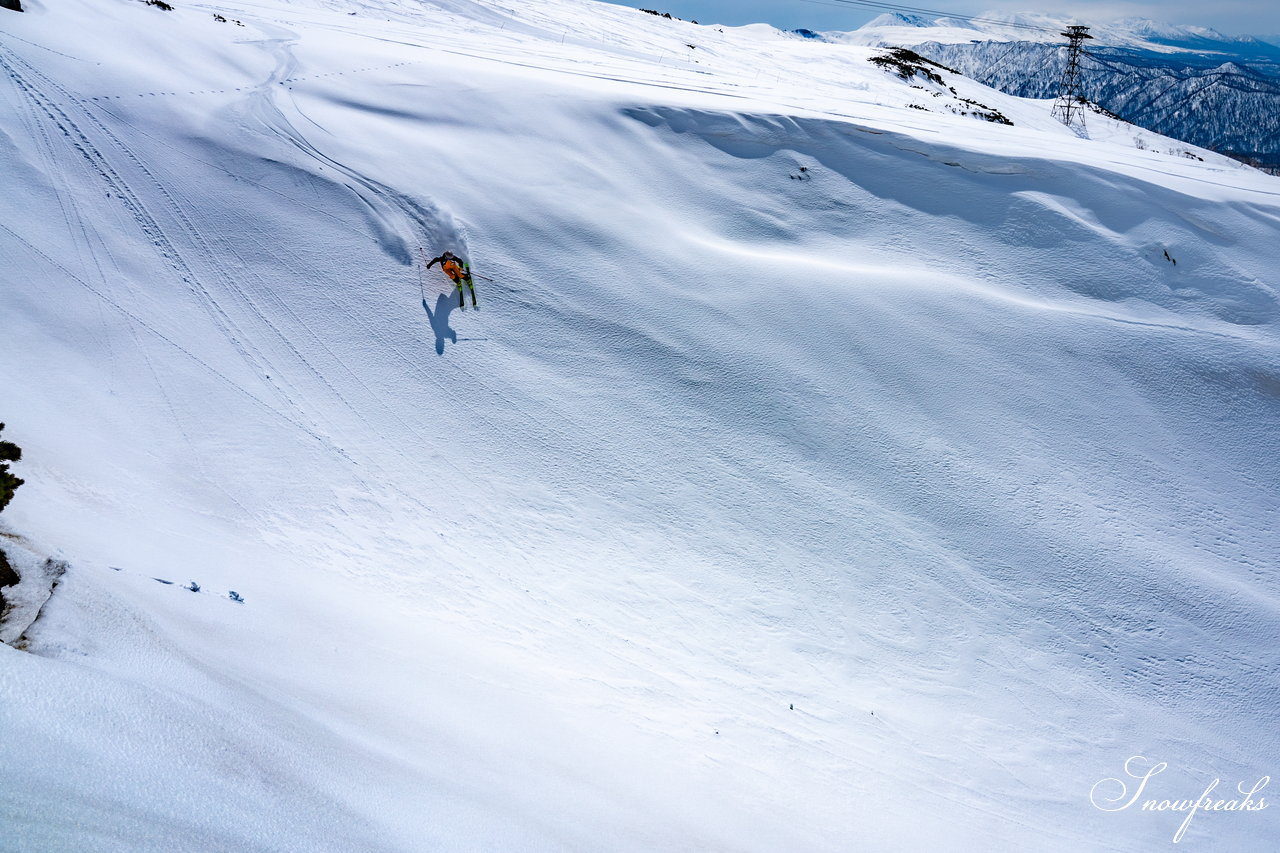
[982,39,1029,80]
[795,0,1066,35]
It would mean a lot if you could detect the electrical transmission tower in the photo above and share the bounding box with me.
[1051,25,1093,133]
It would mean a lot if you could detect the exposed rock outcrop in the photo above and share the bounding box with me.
[0,538,67,647]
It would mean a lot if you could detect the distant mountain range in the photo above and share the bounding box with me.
[833,13,1280,171]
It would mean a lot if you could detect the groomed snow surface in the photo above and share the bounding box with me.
[2,0,1278,850]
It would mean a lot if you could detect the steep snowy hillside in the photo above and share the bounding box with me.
[2,0,1279,851]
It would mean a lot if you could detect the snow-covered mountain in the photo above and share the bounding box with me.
[3,0,1279,850]
[844,12,1280,170]
[849,11,1280,57]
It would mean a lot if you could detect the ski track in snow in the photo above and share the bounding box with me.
[1,46,344,448]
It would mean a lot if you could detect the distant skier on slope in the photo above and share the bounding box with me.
[426,250,477,309]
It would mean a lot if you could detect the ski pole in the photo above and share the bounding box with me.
[416,248,429,298]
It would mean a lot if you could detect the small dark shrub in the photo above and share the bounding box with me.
[0,424,23,513]
[0,549,18,590]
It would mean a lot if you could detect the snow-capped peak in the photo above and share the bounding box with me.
[843,9,1271,54]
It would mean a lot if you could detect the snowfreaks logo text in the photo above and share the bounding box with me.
[1090,756,1269,843]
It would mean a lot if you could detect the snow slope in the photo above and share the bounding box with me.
[2,0,1279,850]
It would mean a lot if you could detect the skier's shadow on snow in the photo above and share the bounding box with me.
[423,294,457,355]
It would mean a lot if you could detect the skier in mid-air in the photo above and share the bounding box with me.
[426,250,477,309]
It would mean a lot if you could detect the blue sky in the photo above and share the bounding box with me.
[594,1,1280,38]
